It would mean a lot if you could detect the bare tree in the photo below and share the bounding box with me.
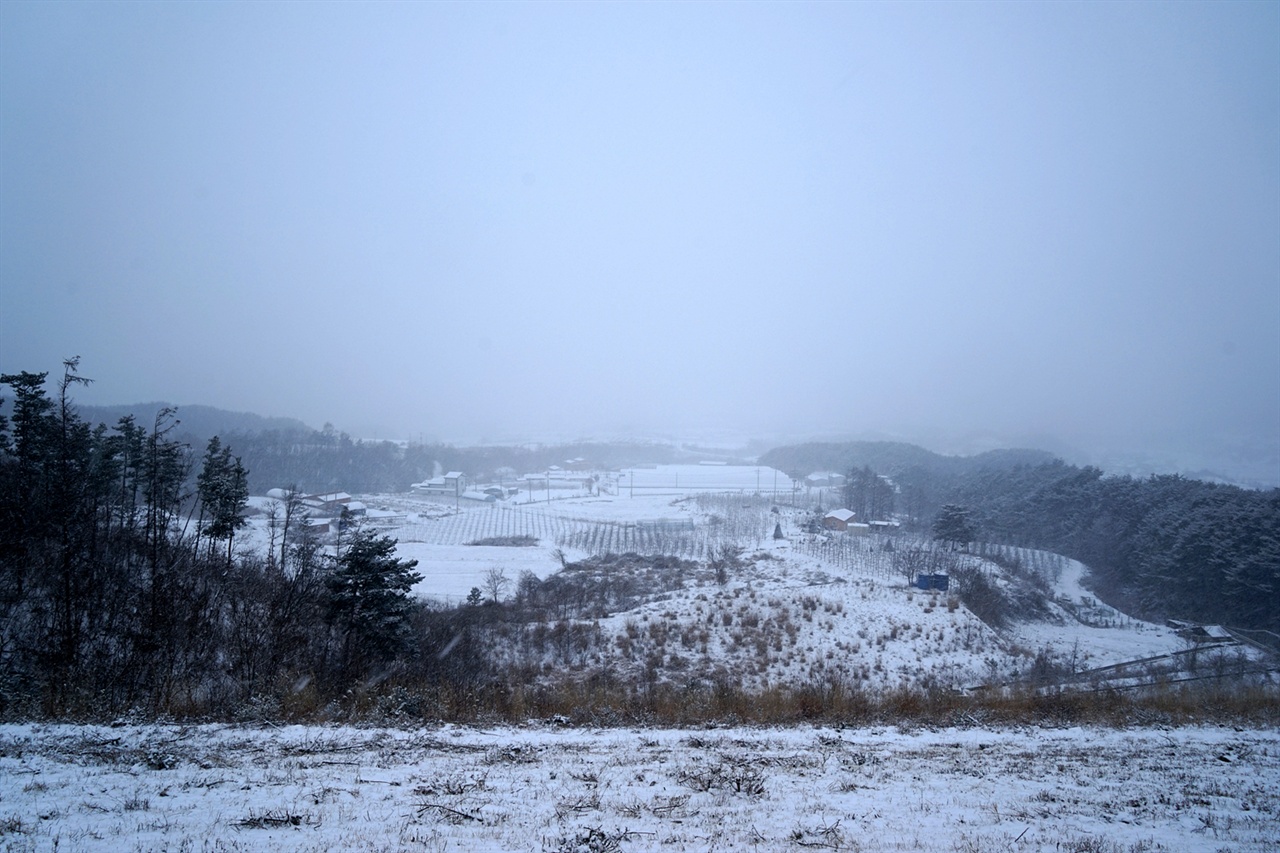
[278,485,305,574]
[708,543,743,585]
[264,500,281,570]
[482,565,509,603]
[892,547,933,587]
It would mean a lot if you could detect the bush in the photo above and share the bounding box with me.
[951,565,1013,629]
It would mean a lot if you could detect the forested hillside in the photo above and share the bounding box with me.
[952,461,1280,634]
[74,402,313,440]
[56,403,685,494]
[759,440,1057,482]
[763,442,1280,634]
[0,365,520,717]
[225,429,685,494]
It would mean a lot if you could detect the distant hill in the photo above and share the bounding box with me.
[758,440,1057,479]
[74,402,314,444]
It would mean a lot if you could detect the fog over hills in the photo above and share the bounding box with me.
[35,397,1277,489]
[3,3,1276,488]
[72,402,313,442]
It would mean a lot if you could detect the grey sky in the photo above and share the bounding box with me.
[2,2,1277,471]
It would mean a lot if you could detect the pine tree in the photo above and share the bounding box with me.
[326,530,422,675]
[196,436,249,564]
[932,504,976,549]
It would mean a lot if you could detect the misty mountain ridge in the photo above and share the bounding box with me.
[17,396,1273,489]
[422,421,1280,490]
[71,401,313,443]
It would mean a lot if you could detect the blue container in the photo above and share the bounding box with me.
[915,573,950,591]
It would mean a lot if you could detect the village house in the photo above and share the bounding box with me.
[822,508,857,531]
[411,472,468,495]
[300,491,365,516]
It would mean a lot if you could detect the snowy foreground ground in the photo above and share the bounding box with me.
[1,721,1277,852]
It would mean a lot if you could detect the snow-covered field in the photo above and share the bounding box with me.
[1005,559,1185,668]
[238,489,1261,688]
[617,464,797,498]
[2,721,1276,851]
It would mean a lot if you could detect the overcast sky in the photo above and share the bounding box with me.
[2,2,1277,473]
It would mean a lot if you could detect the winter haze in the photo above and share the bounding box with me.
[2,2,1277,482]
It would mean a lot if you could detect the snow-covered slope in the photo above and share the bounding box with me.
[236,490,1267,694]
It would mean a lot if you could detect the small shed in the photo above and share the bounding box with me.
[823,508,857,531]
[915,573,950,592]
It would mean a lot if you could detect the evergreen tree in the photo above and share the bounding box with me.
[843,465,895,520]
[932,504,976,549]
[196,436,249,564]
[326,530,422,675]
[0,370,55,612]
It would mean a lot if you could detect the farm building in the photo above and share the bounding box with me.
[1170,623,1234,644]
[823,508,857,531]
[301,492,363,516]
[412,472,468,495]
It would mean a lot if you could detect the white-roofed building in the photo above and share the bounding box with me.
[823,508,857,531]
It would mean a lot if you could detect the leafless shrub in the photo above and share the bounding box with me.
[415,774,486,796]
[789,817,845,849]
[122,794,150,812]
[555,792,601,818]
[709,543,744,585]
[551,826,642,853]
[416,802,480,824]
[236,809,309,828]
[649,794,692,817]
[676,763,765,795]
